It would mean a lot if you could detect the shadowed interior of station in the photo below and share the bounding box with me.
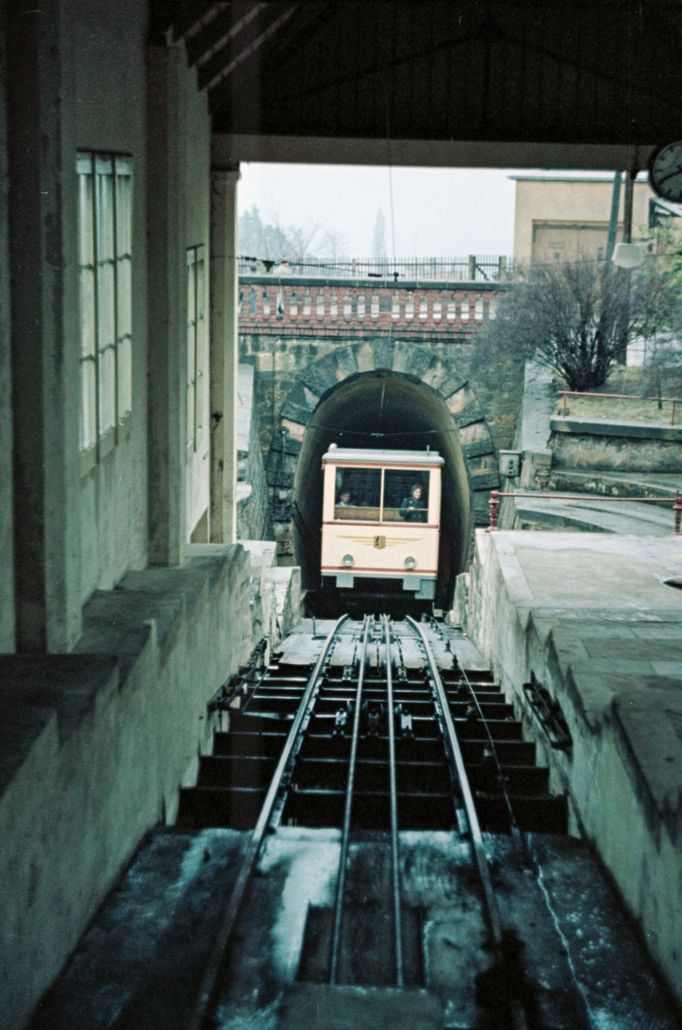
[292,372,472,608]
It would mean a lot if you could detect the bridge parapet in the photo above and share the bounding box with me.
[238,275,505,339]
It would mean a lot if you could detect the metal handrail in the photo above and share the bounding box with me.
[558,390,680,425]
[488,489,682,534]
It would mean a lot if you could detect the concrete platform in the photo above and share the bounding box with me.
[464,530,682,1004]
[30,828,677,1029]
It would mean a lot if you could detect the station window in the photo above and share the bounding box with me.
[382,470,429,522]
[316,293,325,317]
[186,244,207,453]
[77,152,133,472]
[262,290,271,316]
[334,468,381,522]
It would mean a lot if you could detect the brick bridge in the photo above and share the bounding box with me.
[238,267,522,590]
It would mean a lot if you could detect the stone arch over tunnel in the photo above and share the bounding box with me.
[278,340,500,609]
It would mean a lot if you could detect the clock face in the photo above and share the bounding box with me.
[649,142,682,202]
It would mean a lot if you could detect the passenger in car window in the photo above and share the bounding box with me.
[399,484,427,522]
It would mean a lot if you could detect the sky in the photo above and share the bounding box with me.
[238,163,521,259]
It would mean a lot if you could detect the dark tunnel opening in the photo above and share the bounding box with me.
[292,371,473,609]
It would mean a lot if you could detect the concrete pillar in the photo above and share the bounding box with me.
[0,16,15,652]
[7,0,81,652]
[210,166,240,544]
[146,46,187,566]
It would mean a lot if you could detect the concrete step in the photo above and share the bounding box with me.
[550,468,681,499]
[515,494,674,535]
[280,984,443,1030]
[198,753,278,788]
[214,728,287,757]
[283,786,458,830]
[177,784,266,829]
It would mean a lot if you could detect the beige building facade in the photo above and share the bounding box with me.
[512,175,660,264]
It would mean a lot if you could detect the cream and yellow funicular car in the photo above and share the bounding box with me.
[320,445,443,600]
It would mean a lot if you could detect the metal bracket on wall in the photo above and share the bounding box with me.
[522,673,572,753]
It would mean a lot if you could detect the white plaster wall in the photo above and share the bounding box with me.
[0,17,15,652]
[74,0,149,602]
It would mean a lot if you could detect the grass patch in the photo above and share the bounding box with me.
[555,366,682,425]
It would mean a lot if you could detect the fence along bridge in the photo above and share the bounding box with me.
[238,255,508,341]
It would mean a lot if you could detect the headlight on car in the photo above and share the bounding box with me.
[342,554,354,568]
[403,556,417,570]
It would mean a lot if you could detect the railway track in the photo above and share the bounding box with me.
[35,617,679,1030]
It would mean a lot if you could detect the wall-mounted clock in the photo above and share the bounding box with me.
[648,141,682,202]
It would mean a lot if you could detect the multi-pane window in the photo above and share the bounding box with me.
[77,152,132,468]
[333,467,429,523]
[186,245,206,453]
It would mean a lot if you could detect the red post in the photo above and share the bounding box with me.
[488,490,500,531]
[674,492,682,535]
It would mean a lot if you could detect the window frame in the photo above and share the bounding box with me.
[77,151,133,477]
[332,465,432,524]
[186,243,207,456]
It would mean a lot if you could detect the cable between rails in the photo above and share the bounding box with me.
[382,614,404,988]
[329,615,371,985]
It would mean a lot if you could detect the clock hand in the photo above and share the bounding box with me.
[658,165,682,185]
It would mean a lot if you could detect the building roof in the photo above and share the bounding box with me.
[322,447,444,467]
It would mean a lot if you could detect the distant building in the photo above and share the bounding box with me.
[511,174,681,265]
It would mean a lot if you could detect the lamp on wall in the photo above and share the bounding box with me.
[612,166,644,268]
[612,241,645,268]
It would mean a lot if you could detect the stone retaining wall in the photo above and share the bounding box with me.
[459,530,682,1005]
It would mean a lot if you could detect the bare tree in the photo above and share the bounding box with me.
[475,257,678,391]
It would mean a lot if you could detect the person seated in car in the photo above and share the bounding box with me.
[399,483,426,522]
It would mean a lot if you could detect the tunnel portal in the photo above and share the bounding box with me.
[292,371,473,608]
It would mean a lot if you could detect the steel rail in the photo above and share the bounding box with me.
[187,614,349,1030]
[406,617,529,1030]
[329,615,371,985]
[382,615,404,987]
[453,654,525,847]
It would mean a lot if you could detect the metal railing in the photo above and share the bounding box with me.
[487,489,682,534]
[558,390,680,426]
[238,254,512,283]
